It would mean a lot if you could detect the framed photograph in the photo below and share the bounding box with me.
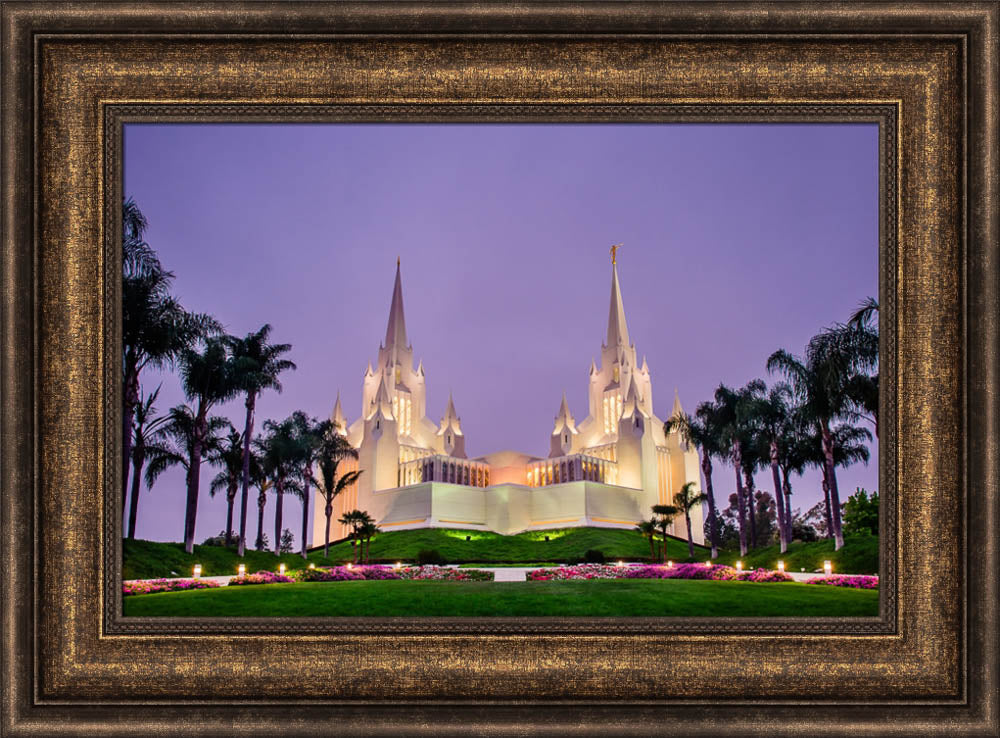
[2,2,996,735]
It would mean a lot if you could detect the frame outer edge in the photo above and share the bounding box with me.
[2,1,998,735]
[966,4,999,735]
[1,3,36,736]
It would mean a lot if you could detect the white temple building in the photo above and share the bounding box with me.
[311,254,704,545]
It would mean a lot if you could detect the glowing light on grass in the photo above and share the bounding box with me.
[394,562,402,570]
[824,560,832,576]
[279,564,286,576]
[617,561,624,567]
[736,561,743,572]
[192,565,201,579]
[308,563,315,570]
[237,564,245,577]
[777,561,785,573]
[667,561,673,568]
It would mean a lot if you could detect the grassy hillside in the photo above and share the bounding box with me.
[712,535,879,575]
[123,579,879,618]
[123,527,708,579]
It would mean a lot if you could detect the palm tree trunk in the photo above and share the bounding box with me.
[821,471,834,540]
[255,491,266,550]
[300,485,310,560]
[648,536,656,562]
[127,445,144,540]
[781,467,793,544]
[122,364,140,518]
[237,393,256,557]
[659,524,669,562]
[684,510,695,559]
[324,502,333,559]
[351,537,358,564]
[183,410,207,554]
[733,454,747,556]
[769,442,786,553]
[225,481,237,544]
[702,456,719,559]
[273,479,284,556]
[744,469,758,549]
[821,422,845,550]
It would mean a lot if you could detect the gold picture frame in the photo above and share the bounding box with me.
[2,2,996,735]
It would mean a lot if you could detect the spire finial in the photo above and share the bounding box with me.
[397,255,400,267]
[610,242,622,265]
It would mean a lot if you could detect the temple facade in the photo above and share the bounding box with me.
[310,255,704,546]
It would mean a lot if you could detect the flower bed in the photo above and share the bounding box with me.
[122,578,221,597]
[526,564,624,581]
[228,570,295,586]
[397,566,494,581]
[805,574,879,589]
[527,563,794,583]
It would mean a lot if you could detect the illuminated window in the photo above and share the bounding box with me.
[395,366,401,383]
[613,366,619,383]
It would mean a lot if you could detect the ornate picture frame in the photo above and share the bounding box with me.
[2,2,996,735]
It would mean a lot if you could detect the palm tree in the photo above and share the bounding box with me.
[126,385,169,540]
[176,337,239,553]
[289,412,331,559]
[249,444,270,551]
[845,298,880,438]
[712,381,765,555]
[257,416,301,556]
[207,425,243,545]
[358,520,380,564]
[651,504,680,562]
[339,509,370,564]
[316,426,362,558]
[121,199,218,519]
[144,404,228,544]
[228,325,296,557]
[751,382,796,553]
[634,518,660,562]
[665,404,723,559]
[768,325,877,550]
[673,481,708,560]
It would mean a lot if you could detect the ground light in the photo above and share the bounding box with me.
[824,560,833,576]
[192,564,201,579]
[237,564,245,577]
[777,561,785,573]
[705,561,712,567]
[617,561,624,567]
[308,563,315,570]
[667,561,673,568]
[394,562,401,570]
[278,563,286,576]
[736,561,743,572]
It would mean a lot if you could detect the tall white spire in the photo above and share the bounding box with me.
[331,391,347,433]
[606,262,631,349]
[383,258,409,352]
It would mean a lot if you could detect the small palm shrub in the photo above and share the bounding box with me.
[417,549,447,565]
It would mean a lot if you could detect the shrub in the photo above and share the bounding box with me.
[806,574,879,589]
[417,549,447,565]
[123,578,221,596]
[582,549,606,564]
[228,570,294,586]
[279,528,295,554]
[201,530,241,547]
[398,566,493,581]
[292,566,366,582]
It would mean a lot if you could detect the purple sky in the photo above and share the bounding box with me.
[124,123,879,546]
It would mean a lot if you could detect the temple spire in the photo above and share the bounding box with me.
[384,259,408,351]
[331,391,348,434]
[606,260,631,349]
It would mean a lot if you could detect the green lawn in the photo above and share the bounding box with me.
[124,527,706,579]
[712,535,879,575]
[122,579,878,618]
